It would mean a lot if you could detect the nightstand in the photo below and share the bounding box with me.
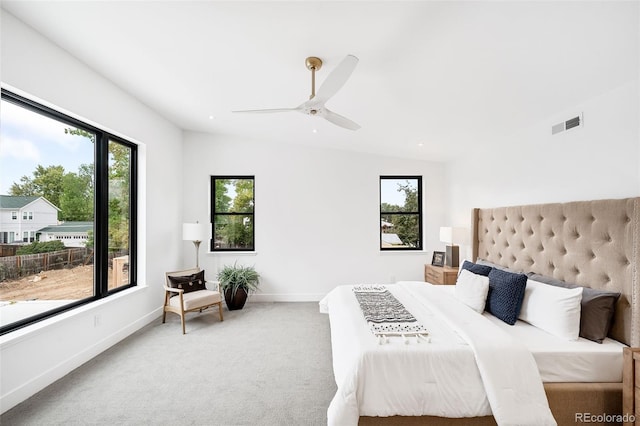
[424,264,459,285]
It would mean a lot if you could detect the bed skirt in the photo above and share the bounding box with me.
[359,382,622,426]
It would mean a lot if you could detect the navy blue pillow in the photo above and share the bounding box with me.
[461,260,492,277]
[486,269,528,325]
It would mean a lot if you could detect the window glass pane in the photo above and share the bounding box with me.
[380,178,419,212]
[215,178,254,213]
[107,140,131,291]
[0,98,95,328]
[381,213,421,248]
[380,176,422,250]
[213,215,254,250]
[211,176,255,252]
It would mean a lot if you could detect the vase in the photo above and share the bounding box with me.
[224,287,248,310]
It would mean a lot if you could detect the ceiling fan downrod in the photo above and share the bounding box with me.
[305,56,322,100]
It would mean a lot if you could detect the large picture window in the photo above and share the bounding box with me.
[0,89,137,335]
[380,176,423,250]
[210,176,255,251]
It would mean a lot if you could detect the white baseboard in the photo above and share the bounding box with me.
[248,293,325,302]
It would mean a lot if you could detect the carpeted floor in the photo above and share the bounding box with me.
[1,302,337,426]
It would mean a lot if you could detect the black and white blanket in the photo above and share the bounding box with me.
[352,285,428,336]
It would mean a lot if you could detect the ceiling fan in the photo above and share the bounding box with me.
[233,54,360,131]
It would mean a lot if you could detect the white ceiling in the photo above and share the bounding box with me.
[2,1,637,162]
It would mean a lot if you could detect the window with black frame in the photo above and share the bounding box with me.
[210,176,255,251]
[380,176,423,250]
[0,89,137,335]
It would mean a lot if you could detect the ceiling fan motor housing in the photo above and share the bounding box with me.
[305,57,323,71]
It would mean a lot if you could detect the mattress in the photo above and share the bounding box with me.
[435,285,625,383]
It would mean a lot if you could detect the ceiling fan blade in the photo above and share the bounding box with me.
[321,108,361,131]
[313,54,359,104]
[232,107,300,113]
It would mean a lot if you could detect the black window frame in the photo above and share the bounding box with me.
[210,175,255,252]
[379,175,423,251]
[0,89,138,336]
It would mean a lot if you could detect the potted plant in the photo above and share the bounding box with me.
[217,262,260,310]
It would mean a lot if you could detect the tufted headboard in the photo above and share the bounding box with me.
[471,197,639,347]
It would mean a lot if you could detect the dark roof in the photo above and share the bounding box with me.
[0,195,60,211]
[0,195,41,209]
[38,222,93,233]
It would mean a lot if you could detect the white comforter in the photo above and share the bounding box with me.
[319,281,556,426]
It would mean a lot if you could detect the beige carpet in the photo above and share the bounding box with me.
[1,302,337,426]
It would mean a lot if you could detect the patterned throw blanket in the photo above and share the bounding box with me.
[352,285,428,343]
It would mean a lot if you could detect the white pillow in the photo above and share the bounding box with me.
[454,269,490,313]
[519,279,583,340]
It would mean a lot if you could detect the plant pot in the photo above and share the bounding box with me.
[224,287,248,310]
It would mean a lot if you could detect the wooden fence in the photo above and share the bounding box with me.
[0,248,93,281]
[0,245,18,257]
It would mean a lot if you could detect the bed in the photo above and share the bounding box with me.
[321,197,639,426]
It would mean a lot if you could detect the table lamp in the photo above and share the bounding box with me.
[183,222,206,268]
[439,227,465,267]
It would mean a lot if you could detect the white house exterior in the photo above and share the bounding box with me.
[0,195,60,244]
[38,222,92,248]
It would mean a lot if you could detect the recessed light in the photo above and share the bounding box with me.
[209,115,214,120]
[417,142,424,147]
[312,129,318,134]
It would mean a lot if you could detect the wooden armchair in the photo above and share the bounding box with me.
[162,268,224,334]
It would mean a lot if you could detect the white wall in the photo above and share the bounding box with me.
[448,79,640,259]
[0,11,183,413]
[447,0,639,259]
[182,132,447,300]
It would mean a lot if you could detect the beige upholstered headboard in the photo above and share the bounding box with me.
[471,197,639,347]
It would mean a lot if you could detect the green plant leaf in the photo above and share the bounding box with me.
[217,261,260,298]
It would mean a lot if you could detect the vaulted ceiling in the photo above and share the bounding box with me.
[2,1,637,161]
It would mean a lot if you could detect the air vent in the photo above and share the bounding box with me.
[552,113,583,135]
[565,116,580,130]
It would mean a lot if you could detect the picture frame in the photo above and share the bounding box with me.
[431,251,445,267]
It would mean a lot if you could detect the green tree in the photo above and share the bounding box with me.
[64,127,96,143]
[214,179,232,212]
[108,142,131,251]
[59,168,94,221]
[393,181,420,247]
[10,165,65,209]
[229,179,254,248]
[109,198,129,251]
[85,230,94,249]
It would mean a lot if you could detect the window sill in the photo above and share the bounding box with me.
[206,251,257,256]
[379,250,427,255]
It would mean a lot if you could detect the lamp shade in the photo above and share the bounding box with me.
[182,223,205,242]
[439,227,468,245]
[439,227,453,244]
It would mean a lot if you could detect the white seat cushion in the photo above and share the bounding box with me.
[169,290,221,311]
